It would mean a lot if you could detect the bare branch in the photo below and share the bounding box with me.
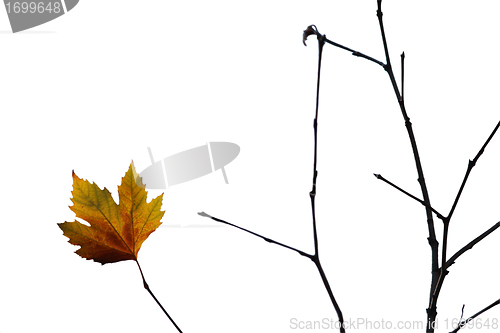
[445,221,500,269]
[473,120,500,164]
[450,299,500,333]
[373,174,445,220]
[303,24,385,67]
[303,3,498,333]
[310,31,325,257]
[197,212,313,259]
[447,120,500,221]
[401,52,405,101]
[309,32,346,333]
[375,1,440,330]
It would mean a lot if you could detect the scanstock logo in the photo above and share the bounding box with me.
[139,143,240,189]
[3,0,79,33]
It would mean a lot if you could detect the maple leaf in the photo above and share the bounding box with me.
[58,161,164,264]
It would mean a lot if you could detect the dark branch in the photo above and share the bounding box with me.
[310,31,325,258]
[309,32,346,333]
[303,2,498,333]
[444,120,499,272]
[377,1,391,69]
[197,212,313,259]
[303,24,385,67]
[447,120,500,221]
[450,298,500,333]
[434,72,499,333]
[401,52,405,101]
[375,1,439,331]
[445,221,500,269]
[373,173,445,220]
[473,120,500,163]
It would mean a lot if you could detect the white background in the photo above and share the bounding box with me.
[0,1,499,332]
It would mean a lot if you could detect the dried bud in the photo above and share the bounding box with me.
[303,25,317,46]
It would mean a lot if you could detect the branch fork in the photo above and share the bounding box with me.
[304,1,499,332]
[200,24,345,333]
[200,2,499,333]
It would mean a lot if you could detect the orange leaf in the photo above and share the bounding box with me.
[58,162,164,264]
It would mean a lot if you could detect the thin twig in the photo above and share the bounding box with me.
[313,256,345,330]
[311,1,445,328]
[304,2,498,333]
[199,29,346,333]
[447,120,500,222]
[309,2,442,328]
[310,32,324,258]
[458,304,465,327]
[401,52,405,101]
[430,221,500,322]
[445,221,500,269]
[197,212,313,259]
[309,31,346,333]
[374,3,440,331]
[373,173,445,220]
[440,219,450,280]
[303,25,384,67]
[197,212,347,332]
[436,120,500,320]
[136,260,183,333]
[450,299,500,333]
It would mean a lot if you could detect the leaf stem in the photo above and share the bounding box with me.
[136,260,183,333]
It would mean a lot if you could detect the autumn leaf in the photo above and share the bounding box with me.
[58,161,164,264]
[58,163,182,332]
